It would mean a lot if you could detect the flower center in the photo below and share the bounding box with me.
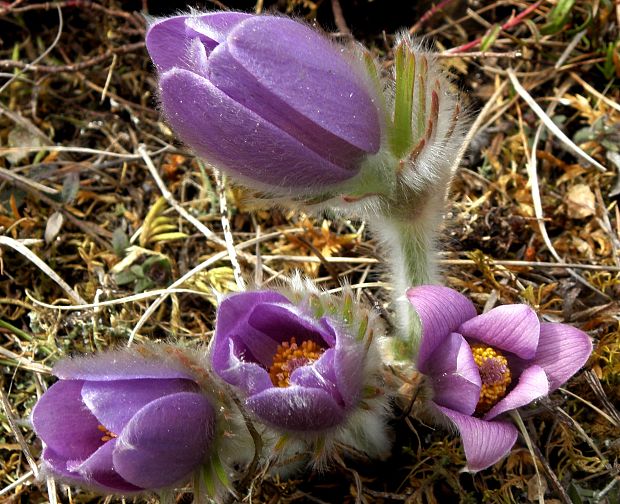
[97,424,118,443]
[471,344,512,414]
[268,337,325,387]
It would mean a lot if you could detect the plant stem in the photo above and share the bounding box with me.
[369,214,437,359]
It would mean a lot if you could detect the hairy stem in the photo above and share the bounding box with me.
[369,215,436,359]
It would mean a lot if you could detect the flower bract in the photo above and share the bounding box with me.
[407,285,592,471]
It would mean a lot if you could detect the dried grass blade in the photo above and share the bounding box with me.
[508,69,606,173]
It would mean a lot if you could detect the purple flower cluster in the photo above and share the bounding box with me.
[407,285,592,471]
[27,10,595,501]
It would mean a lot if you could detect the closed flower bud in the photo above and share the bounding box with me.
[146,12,382,197]
[31,345,237,497]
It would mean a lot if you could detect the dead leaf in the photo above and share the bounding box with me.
[44,211,64,244]
[527,474,548,501]
[566,184,596,219]
[5,126,45,164]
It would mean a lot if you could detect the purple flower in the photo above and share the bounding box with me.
[32,349,216,493]
[211,290,381,434]
[145,12,382,192]
[408,285,592,472]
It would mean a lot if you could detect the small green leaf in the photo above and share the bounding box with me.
[130,265,145,278]
[114,270,136,285]
[342,292,353,324]
[357,314,368,340]
[480,24,501,51]
[212,454,232,489]
[112,227,129,257]
[541,0,576,35]
[202,464,216,497]
[390,42,416,157]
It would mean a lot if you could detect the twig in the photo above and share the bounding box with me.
[0,236,86,304]
[330,0,351,36]
[448,1,544,54]
[0,167,112,248]
[530,444,572,504]
[2,0,144,30]
[519,86,609,299]
[410,0,456,34]
[0,470,34,497]
[437,50,522,59]
[569,71,620,114]
[508,69,607,173]
[138,145,227,248]
[0,41,145,73]
[0,388,39,478]
[510,410,544,504]
[214,170,245,290]
[0,346,51,374]
[0,5,63,95]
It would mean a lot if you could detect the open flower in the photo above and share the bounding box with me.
[211,284,389,463]
[32,347,216,493]
[146,12,382,194]
[407,285,592,471]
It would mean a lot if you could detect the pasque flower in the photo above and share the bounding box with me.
[146,11,470,350]
[211,281,390,463]
[146,12,382,193]
[407,285,592,471]
[32,347,216,493]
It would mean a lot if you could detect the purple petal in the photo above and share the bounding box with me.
[246,386,346,431]
[159,68,359,188]
[225,16,380,154]
[484,365,549,420]
[212,291,288,367]
[81,378,198,434]
[332,328,367,408]
[248,303,330,351]
[426,333,481,415]
[459,304,540,359]
[146,13,251,72]
[212,338,274,396]
[73,440,141,492]
[31,380,103,462]
[406,286,477,374]
[184,12,252,50]
[145,16,188,72]
[53,351,192,381]
[40,446,106,489]
[113,392,215,489]
[290,348,343,406]
[435,404,518,472]
[535,323,592,392]
[206,43,371,171]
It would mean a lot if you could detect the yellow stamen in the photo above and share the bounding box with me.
[268,337,325,387]
[97,424,118,442]
[471,344,512,414]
